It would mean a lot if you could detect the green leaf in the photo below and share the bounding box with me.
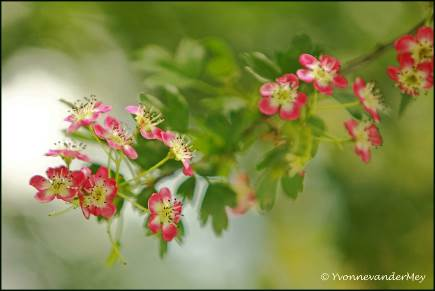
[281,174,304,200]
[203,37,239,82]
[177,176,196,202]
[398,93,414,117]
[200,183,237,236]
[243,51,281,81]
[256,144,288,171]
[175,220,186,245]
[175,38,205,78]
[307,116,326,137]
[255,169,280,211]
[136,187,155,209]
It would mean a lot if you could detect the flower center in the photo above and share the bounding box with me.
[353,122,372,149]
[312,65,334,85]
[71,97,97,120]
[398,68,425,94]
[158,201,174,224]
[170,135,193,161]
[84,183,107,207]
[109,125,133,146]
[47,176,72,197]
[271,85,296,106]
[412,41,433,63]
[135,105,163,131]
[360,82,383,110]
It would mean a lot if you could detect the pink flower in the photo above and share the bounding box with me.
[387,54,433,97]
[353,77,387,123]
[147,187,183,242]
[79,166,117,219]
[45,140,90,163]
[229,172,256,215]
[93,116,138,159]
[297,54,348,95]
[395,26,433,66]
[125,104,164,140]
[160,131,193,176]
[64,96,112,133]
[30,166,86,203]
[258,73,308,120]
[344,119,383,163]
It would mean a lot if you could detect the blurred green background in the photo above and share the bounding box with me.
[2,1,433,289]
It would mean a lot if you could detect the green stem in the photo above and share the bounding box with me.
[117,192,148,213]
[115,153,123,184]
[106,220,127,266]
[107,149,113,178]
[317,101,360,111]
[48,206,73,217]
[121,152,172,186]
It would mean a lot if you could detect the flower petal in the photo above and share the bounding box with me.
[366,124,383,146]
[344,119,358,139]
[105,115,121,129]
[296,69,315,83]
[387,66,400,81]
[159,187,172,201]
[320,55,340,72]
[258,97,279,115]
[279,103,301,121]
[259,82,278,97]
[160,131,176,146]
[96,166,109,178]
[93,124,107,139]
[416,26,433,44]
[123,145,138,160]
[125,105,140,115]
[29,175,50,191]
[100,204,116,218]
[276,73,299,88]
[355,145,371,163]
[95,102,112,113]
[161,223,178,241]
[313,80,333,95]
[353,77,366,101]
[67,122,81,133]
[147,215,161,234]
[71,170,86,186]
[34,190,55,203]
[299,53,318,69]
[394,35,416,55]
[333,75,348,88]
[148,192,162,214]
[295,92,308,106]
[182,159,193,176]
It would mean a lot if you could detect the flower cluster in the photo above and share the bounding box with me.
[31,96,191,246]
[388,26,434,97]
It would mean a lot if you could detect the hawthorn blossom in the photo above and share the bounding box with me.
[30,166,86,203]
[79,166,117,219]
[64,96,111,133]
[229,172,256,215]
[258,73,308,120]
[387,54,433,97]
[353,77,387,123]
[344,119,383,163]
[297,54,348,95]
[125,104,164,140]
[160,131,193,176]
[395,26,433,66]
[93,116,138,159]
[45,140,90,163]
[147,187,183,242]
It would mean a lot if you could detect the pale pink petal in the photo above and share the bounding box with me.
[355,145,371,163]
[279,103,301,121]
[160,131,176,146]
[125,105,140,115]
[259,82,278,97]
[296,69,315,83]
[299,53,318,69]
[107,139,122,150]
[148,192,162,214]
[81,167,92,177]
[29,175,50,191]
[76,152,90,162]
[140,128,155,139]
[276,73,299,88]
[159,187,172,201]
[258,97,279,115]
[147,215,161,234]
[34,191,55,203]
[64,115,75,122]
[353,77,366,101]
[95,103,112,113]
[67,122,81,133]
[123,145,138,160]
[161,223,178,241]
[320,55,340,72]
